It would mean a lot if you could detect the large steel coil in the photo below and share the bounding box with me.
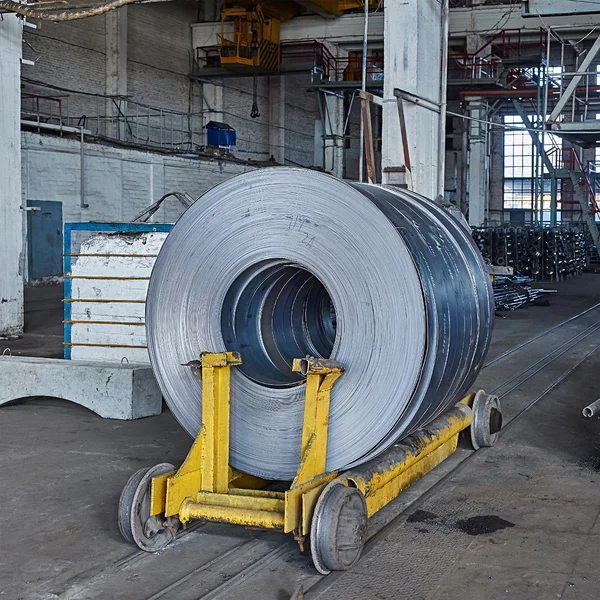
[146,168,493,480]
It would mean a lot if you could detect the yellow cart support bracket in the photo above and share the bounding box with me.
[148,353,344,534]
[118,352,502,569]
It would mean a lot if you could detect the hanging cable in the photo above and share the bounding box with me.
[249,23,261,119]
[250,72,260,119]
[0,0,147,21]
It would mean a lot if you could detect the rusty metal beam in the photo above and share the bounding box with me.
[361,97,376,184]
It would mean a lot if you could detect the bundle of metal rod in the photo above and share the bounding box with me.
[472,226,586,280]
[492,275,557,311]
[146,168,494,480]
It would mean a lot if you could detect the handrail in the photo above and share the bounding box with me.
[568,148,600,213]
[21,92,63,126]
[279,40,382,82]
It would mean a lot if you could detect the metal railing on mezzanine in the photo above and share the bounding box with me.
[21,90,205,152]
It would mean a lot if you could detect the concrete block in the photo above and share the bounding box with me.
[0,357,162,419]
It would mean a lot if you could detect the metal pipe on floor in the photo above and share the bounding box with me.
[582,398,600,418]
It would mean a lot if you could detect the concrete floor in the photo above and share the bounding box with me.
[1,276,600,600]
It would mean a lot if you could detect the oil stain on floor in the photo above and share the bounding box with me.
[455,515,515,536]
[406,510,515,537]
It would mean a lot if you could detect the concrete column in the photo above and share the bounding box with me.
[268,76,285,164]
[106,7,128,139]
[381,0,444,199]
[488,113,505,223]
[466,34,484,56]
[0,16,24,336]
[323,42,345,178]
[202,82,223,144]
[324,92,344,178]
[467,100,489,226]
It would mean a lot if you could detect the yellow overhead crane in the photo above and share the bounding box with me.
[118,352,502,573]
[219,4,281,73]
[217,0,379,73]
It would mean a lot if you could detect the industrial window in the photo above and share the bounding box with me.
[503,115,561,222]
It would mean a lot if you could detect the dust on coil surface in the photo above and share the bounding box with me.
[146,168,492,480]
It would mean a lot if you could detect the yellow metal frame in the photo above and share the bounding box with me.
[218,5,281,72]
[149,352,475,546]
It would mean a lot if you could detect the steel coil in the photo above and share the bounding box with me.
[146,168,493,480]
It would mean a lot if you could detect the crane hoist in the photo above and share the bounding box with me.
[218,3,281,73]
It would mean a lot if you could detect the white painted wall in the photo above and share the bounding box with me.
[21,132,253,225]
[0,15,24,337]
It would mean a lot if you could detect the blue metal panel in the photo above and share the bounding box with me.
[27,201,63,280]
[63,223,72,359]
[63,222,173,359]
[207,125,236,149]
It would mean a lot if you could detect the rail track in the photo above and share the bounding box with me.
[39,301,600,600]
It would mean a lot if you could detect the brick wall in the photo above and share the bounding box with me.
[20,8,329,180]
[22,2,196,121]
[127,2,196,113]
[22,16,107,121]
[220,77,271,161]
[21,132,253,226]
[285,73,320,168]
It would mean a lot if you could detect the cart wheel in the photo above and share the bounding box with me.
[471,390,502,450]
[118,463,179,552]
[310,481,368,575]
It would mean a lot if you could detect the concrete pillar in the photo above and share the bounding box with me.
[488,113,504,223]
[322,42,345,178]
[268,76,285,164]
[324,92,344,178]
[467,100,489,226]
[202,82,224,144]
[381,0,444,199]
[466,33,486,59]
[106,7,128,139]
[0,16,24,336]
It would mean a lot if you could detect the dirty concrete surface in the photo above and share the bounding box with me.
[1,276,599,600]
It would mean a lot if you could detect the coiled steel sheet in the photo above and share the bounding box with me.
[146,168,493,479]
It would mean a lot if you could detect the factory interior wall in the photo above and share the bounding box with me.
[218,76,271,162]
[21,1,197,117]
[283,73,322,168]
[20,4,323,167]
[20,132,253,280]
[126,2,197,113]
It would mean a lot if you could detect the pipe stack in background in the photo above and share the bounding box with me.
[472,226,586,280]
